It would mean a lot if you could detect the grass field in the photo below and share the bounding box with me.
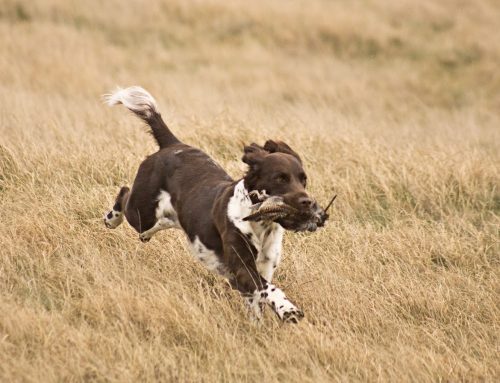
[1,0,499,381]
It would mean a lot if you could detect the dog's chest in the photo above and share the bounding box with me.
[227,180,284,280]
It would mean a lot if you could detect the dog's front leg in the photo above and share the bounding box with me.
[227,264,268,321]
[224,243,303,323]
[244,283,304,323]
[253,283,304,323]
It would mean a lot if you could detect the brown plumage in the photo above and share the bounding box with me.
[243,196,298,222]
[243,193,337,226]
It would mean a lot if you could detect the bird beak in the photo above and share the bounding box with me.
[323,194,337,213]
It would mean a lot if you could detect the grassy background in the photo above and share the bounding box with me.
[0,0,499,381]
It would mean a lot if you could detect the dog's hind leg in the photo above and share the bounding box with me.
[104,186,130,229]
[138,216,178,242]
[137,190,181,242]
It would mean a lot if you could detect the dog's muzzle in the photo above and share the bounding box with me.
[278,201,329,232]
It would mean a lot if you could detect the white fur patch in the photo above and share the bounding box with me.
[156,190,179,225]
[227,180,284,282]
[260,283,303,322]
[256,225,284,281]
[104,209,123,229]
[227,180,254,236]
[139,190,180,242]
[189,236,224,273]
[103,86,158,118]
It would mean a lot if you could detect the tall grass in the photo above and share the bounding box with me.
[0,0,499,381]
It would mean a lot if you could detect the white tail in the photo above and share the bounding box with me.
[103,86,158,119]
[102,86,179,148]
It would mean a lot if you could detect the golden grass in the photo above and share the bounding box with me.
[1,0,499,381]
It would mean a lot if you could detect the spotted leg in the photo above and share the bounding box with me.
[104,186,129,229]
[257,283,304,323]
[223,234,303,323]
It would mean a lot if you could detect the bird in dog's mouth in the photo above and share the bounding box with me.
[243,194,337,232]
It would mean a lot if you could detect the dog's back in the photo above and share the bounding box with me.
[104,87,233,242]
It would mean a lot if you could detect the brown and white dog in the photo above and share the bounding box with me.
[103,86,328,323]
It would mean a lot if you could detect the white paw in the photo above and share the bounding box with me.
[104,210,123,229]
[262,284,304,323]
[139,232,151,242]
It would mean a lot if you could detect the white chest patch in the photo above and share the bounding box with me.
[227,180,284,282]
[257,224,284,281]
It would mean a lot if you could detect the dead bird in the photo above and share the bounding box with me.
[244,194,337,231]
[243,196,298,222]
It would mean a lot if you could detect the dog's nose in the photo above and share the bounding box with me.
[298,196,313,209]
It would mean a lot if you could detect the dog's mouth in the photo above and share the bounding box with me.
[276,201,328,232]
[243,194,336,232]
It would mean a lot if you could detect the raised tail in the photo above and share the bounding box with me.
[103,86,180,148]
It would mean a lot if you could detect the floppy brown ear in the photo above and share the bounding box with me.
[263,140,302,164]
[242,143,267,167]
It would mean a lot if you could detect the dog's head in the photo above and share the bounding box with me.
[242,140,327,232]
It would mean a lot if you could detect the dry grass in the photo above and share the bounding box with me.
[1,0,499,381]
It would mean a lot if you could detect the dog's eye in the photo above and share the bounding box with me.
[275,173,290,183]
[299,173,307,186]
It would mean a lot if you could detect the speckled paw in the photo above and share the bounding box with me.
[282,309,304,323]
[139,233,151,243]
[104,210,123,229]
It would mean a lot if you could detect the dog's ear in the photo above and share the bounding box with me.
[263,140,302,164]
[242,143,267,167]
